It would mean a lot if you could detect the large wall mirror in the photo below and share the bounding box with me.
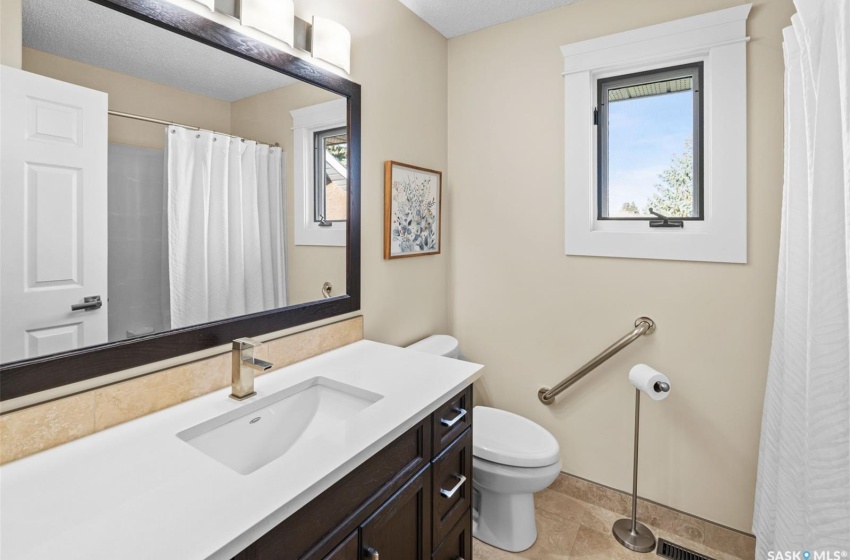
[0,0,361,402]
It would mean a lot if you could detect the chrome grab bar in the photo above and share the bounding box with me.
[538,317,656,405]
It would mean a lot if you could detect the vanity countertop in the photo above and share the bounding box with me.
[0,340,483,560]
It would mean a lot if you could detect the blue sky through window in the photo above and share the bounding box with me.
[606,91,693,217]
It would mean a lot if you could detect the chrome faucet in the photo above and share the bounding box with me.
[231,338,273,400]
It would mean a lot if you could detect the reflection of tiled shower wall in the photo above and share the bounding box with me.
[0,316,363,465]
[107,143,170,341]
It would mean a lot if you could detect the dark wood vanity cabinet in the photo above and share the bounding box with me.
[234,385,474,560]
[321,532,359,560]
[360,466,432,560]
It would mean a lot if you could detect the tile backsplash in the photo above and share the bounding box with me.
[0,316,363,465]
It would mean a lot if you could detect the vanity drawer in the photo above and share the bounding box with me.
[432,386,472,456]
[432,427,472,550]
[432,511,472,560]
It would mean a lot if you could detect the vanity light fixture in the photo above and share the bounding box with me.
[189,0,352,74]
[310,16,351,74]
[241,0,296,48]
[293,15,352,74]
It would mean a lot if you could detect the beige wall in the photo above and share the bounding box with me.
[230,83,347,307]
[23,47,232,149]
[447,0,793,532]
[0,0,22,68]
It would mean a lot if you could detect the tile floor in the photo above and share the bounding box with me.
[472,488,749,560]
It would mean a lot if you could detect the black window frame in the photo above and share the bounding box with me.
[313,126,348,224]
[596,62,704,221]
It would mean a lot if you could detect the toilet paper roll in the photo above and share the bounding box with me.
[629,364,671,401]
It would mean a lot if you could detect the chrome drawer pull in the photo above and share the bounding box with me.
[440,474,467,498]
[365,547,379,560]
[440,407,467,427]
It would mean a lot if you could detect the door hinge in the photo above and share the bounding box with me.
[593,107,599,126]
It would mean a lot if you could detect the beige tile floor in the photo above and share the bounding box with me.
[473,489,746,560]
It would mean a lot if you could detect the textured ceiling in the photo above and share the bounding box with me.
[22,0,298,102]
[397,0,578,38]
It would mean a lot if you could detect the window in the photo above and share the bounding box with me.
[314,127,348,224]
[597,64,703,222]
[561,4,750,263]
[291,99,346,246]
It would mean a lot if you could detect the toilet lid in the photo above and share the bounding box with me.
[473,406,560,468]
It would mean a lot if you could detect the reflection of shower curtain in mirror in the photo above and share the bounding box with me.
[166,126,287,329]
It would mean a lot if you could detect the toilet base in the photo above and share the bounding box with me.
[472,489,538,552]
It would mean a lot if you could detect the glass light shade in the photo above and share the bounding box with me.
[240,0,295,48]
[311,16,351,74]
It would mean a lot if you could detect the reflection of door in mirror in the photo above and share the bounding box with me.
[0,0,348,365]
[0,67,109,363]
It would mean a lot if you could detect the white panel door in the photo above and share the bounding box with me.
[0,66,108,363]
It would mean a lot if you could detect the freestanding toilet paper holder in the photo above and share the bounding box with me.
[613,380,671,552]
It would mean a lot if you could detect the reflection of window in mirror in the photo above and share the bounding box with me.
[313,127,348,224]
[291,99,347,246]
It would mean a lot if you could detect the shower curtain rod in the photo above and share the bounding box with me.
[108,110,280,147]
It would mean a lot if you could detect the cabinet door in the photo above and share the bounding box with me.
[361,466,431,560]
[323,531,358,560]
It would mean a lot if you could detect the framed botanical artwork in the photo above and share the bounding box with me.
[384,161,442,259]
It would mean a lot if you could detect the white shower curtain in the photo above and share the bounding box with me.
[167,126,287,329]
[753,0,850,553]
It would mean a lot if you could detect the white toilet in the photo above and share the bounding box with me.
[406,335,562,552]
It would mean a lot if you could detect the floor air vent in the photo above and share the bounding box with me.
[656,538,714,560]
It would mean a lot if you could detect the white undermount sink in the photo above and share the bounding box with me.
[178,377,383,475]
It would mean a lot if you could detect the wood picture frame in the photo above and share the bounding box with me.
[383,161,442,259]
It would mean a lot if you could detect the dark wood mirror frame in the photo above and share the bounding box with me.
[0,0,361,402]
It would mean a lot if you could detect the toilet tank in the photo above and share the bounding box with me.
[405,335,460,359]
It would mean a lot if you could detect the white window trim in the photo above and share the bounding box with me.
[291,99,347,246]
[563,4,751,263]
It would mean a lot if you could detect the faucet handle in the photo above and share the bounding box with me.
[233,337,262,351]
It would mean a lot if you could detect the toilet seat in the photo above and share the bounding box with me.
[473,406,560,468]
